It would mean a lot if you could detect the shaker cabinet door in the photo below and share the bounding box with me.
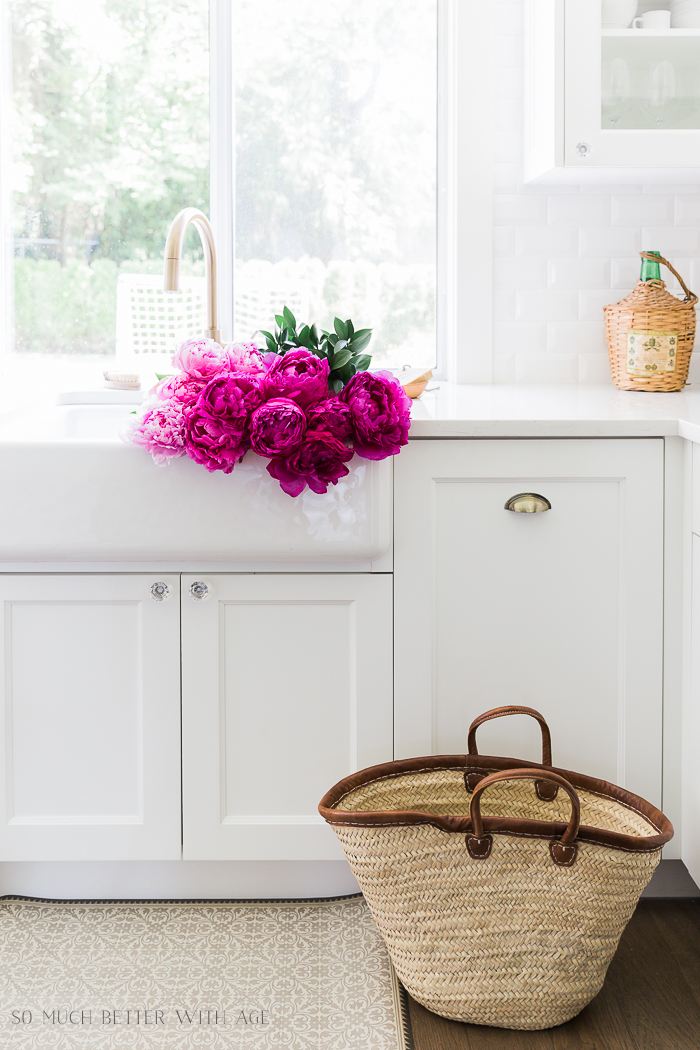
[181,573,393,860]
[0,574,181,860]
[684,535,700,888]
[394,438,664,806]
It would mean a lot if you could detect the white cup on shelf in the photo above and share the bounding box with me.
[602,0,639,29]
[633,10,673,28]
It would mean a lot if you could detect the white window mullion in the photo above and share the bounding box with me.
[439,0,494,384]
[209,0,235,345]
[0,0,13,354]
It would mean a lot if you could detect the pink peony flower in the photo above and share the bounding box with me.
[249,398,307,457]
[172,337,237,382]
[124,397,186,466]
[184,372,263,473]
[266,429,354,497]
[261,349,330,407]
[340,370,411,460]
[224,341,267,375]
[150,373,204,405]
[305,396,353,439]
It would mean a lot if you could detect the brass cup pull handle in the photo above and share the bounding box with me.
[504,492,551,514]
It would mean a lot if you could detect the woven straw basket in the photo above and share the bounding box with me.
[319,706,673,1031]
[604,251,697,391]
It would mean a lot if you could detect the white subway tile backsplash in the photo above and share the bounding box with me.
[494,258,548,289]
[611,258,642,290]
[548,258,610,289]
[515,227,579,257]
[494,227,516,258]
[493,321,548,355]
[514,353,579,384]
[579,227,643,258]
[612,195,674,226]
[494,194,548,226]
[578,354,612,384]
[516,291,578,322]
[675,197,700,226]
[642,227,700,253]
[488,0,696,385]
[579,289,618,321]
[492,353,516,383]
[548,195,610,226]
[494,290,516,320]
[548,321,607,354]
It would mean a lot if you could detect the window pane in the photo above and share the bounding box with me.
[233,0,437,370]
[9,0,209,365]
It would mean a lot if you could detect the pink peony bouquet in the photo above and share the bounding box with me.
[124,324,412,497]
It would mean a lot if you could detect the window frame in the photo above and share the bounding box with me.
[0,0,494,383]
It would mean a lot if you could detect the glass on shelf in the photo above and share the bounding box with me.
[600,30,700,130]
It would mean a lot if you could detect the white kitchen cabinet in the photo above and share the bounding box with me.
[181,573,393,860]
[0,574,181,860]
[525,0,700,183]
[394,438,664,806]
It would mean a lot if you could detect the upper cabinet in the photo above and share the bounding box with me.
[525,0,700,183]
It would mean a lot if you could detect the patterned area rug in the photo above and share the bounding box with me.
[0,894,411,1049]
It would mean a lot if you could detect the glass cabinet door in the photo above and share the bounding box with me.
[565,0,700,169]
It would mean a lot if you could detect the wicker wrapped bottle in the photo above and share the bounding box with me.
[604,251,697,391]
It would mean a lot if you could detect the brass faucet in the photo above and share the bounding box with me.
[163,208,222,345]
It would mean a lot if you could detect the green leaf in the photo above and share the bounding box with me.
[346,318,354,338]
[353,353,372,372]
[155,373,170,381]
[283,305,297,329]
[259,330,274,342]
[297,324,311,347]
[331,348,352,369]
[349,329,372,353]
[331,377,344,394]
[327,333,338,348]
[334,317,348,340]
[275,314,286,329]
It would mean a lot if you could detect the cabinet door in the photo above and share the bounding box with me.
[684,535,700,887]
[0,574,181,860]
[181,574,393,860]
[395,439,664,805]
[564,0,700,171]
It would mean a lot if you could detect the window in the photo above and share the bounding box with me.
[0,0,443,400]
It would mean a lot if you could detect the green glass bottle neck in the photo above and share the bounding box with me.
[641,252,662,282]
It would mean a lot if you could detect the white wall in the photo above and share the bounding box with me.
[493,0,700,385]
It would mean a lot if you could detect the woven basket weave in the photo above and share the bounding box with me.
[604,252,697,391]
[319,706,674,1031]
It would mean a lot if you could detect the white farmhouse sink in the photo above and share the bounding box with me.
[0,402,391,562]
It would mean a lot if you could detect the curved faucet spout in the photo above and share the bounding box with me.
[164,208,222,345]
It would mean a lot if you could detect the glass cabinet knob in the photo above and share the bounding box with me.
[150,582,170,601]
[190,581,209,600]
[575,141,591,158]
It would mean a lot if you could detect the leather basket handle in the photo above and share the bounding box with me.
[466,768,580,868]
[466,706,558,801]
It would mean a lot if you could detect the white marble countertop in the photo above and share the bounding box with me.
[409,383,700,443]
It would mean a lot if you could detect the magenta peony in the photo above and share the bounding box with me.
[224,341,267,375]
[261,349,330,407]
[249,398,307,457]
[172,337,238,382]
[266,429,354,497]
[341,370,411,460]
[305,396,353,439]
[124,398,187,466]
[184,372,263,473]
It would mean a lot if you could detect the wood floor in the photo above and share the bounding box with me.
[406,900,700,1050]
